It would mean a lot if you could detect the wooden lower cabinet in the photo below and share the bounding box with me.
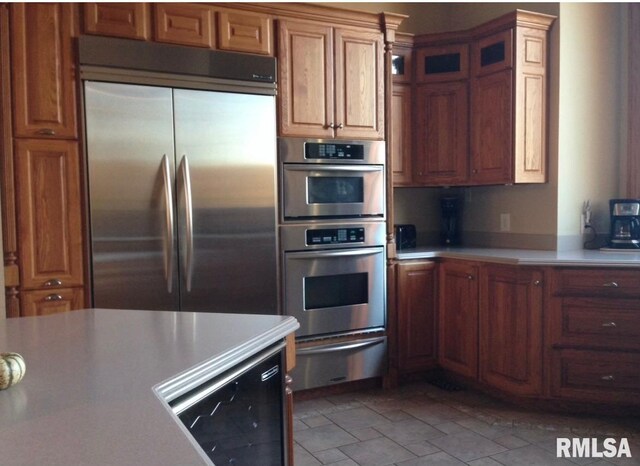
[21,287,84,316]
[396,261,437,373]
[479,264,544,396]
[438,260,478,379]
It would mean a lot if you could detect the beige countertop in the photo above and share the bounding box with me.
[0,308,299,466]
[396,247,640,267]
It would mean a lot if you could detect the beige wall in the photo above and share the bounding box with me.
[556,3,625,248]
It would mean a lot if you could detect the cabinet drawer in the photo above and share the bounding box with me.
[550,298,640,351]
[550,268,640,298]
[21,287,84,317]
[550,349,640,403]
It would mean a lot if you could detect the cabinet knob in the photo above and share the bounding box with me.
[337,123,344,129]
[602,281,619,288]
[44,294,63,302]
[467,274,474,280]
[533,280,542,286]
[37,128,56,136]
[43,278,63,287]
[327,122,335,129]
[472,169,478,174]
[600,374,615,382]
[601,321,617,328]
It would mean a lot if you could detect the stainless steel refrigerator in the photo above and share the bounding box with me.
[84,81,277,314]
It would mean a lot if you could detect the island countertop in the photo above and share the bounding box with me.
[0,308,299,466]
[396,246,640,267]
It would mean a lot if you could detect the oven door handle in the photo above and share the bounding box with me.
[284,164,383,173]
[287,247,382,260]
[297,336,386,355]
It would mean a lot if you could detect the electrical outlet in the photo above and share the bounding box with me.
[500,213,511,232]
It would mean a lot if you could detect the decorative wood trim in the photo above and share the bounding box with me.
[628,3,640,197]
[215,2,406,31]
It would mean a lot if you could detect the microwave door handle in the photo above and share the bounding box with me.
[284,165,383,173]
[161,154,175,294]
[296,336,386,355]
[287,247,382,260]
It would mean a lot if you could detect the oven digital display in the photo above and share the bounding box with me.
[305,143,365,160]
[306,228,365,245]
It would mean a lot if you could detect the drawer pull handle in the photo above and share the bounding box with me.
[43,279,63,287]
[37,128,56,136]
[602,281,619,288]
[601,321,617,328]
[600,375,615,381]
[44,294,63,302]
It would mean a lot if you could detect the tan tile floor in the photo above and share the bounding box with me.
[293,382,640,466]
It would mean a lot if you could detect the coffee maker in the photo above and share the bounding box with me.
[441,196,461,246]
[609,199,640,249]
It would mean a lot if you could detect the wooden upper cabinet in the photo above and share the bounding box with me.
[470,68,513,184]
[414,81,469,185]
[154,3,214,48]
[391,84,413,186]
[334,28,384,139]
[473,29,513,77]
[416,43,469,83]
[218,9,272,55]
[15,139,84,290]
[438,260,479,379]
[83,3,150,40]
[479,264,544,396]
[10,3,78,139]
[278,20,333,138]
[278,20,383,139]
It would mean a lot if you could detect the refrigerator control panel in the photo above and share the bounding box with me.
[306,228,365,245]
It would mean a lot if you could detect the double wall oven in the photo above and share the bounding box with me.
[279,138,387,391]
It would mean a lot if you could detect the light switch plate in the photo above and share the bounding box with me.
[500,213,511,232]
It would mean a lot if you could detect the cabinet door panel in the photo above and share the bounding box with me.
[21,287,84,317]
[334,29,384,139]
[278,20,333,138]
[479,265,543,396]
[218,9,272,55]
[414,82,468,185]
[438,261,478,378]
[391,84,413,186]
[154,3,214,48]
[15,139,84,289]
[11,3,77,139]
[397,261,437,373]
[84,3,149,40]
[416,43,469,83]
[470,69,512,184]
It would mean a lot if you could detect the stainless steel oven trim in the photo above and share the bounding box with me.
[278,138,386,165]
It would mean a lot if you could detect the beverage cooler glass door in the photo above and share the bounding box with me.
[281,165,385,219]
[284,246,385,338]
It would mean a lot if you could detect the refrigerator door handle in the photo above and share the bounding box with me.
[161,154,175,293]
[179,155,194,292]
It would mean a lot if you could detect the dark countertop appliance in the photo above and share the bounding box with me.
[441,196,461,246]
[395,224,416,250]
[609,199,640,249]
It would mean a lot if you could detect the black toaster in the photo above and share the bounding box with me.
[395,224,416,250]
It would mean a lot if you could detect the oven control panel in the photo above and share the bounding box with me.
[305,143,364,160]
[306,228,365,245]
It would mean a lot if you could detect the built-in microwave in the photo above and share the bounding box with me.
[279,138,385,221]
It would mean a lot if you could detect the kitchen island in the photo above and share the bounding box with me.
[0,308,299,466]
